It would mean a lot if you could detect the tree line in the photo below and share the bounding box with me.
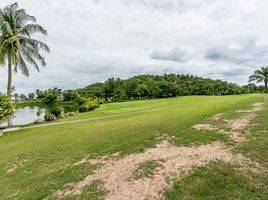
[76,73,264,103]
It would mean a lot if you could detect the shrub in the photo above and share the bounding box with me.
[50,107,62,117]
[88,104,96,111]
[0,94,13,121]
[76,97,87,106]
[79,106,88,112]
[44,114,56,121]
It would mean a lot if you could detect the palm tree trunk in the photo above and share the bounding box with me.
[7,52,12,95]
[7,52,13,128]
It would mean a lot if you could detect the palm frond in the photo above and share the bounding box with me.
[254,69,264,76]
[19,24,47,35]
[16,51,29,76]
[10,3,18,10]
[25,45,46,66]
[18,36,50,53]
[1,21,13,35]
[16,9,36,23]
[249,74,264,81]
[21,48,40,71]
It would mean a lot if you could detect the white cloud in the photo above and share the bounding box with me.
[0,0,268,93]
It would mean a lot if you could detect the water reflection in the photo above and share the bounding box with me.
[0,104,78,127]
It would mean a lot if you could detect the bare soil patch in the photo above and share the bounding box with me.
[193,102,265,143]
[54,141,259,200]
[193,124,217,131]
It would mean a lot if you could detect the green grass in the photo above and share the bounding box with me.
[0,94,267,199]
[133,160,161,179]
[56,180,107,200]
[165,94,268,200]
[164,162,268,200]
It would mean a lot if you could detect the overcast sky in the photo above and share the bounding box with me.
[1,0,268,94]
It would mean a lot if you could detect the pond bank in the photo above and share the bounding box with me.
[1,109,152,134]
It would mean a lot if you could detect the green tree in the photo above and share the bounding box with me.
[43,93,57,104]
[0,3,50,95]
[249,67,268,93]
[104,78,117,101]
[28,92,35,100]
[93,83,104,103]
[63,90,79,101]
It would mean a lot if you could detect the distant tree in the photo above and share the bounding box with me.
[28,93,35,100]
[125,79,138,99]
[78,73,247,102]
[20,94,27,101]
[136,84,148,99]
[146,79,159,98]
[113,87,126,101]
[93,83,105,103]
[249,67,268,93]
[104,78,117,101]
[63,90,79,101]
[43,93,57,104]
[157,81,177,98]
[0,3,50,95]
[51,87,62,96]
[35,89,41,98]
[14,93,19,101]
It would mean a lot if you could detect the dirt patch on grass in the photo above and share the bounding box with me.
[193,102,265,143]
[225,103,264,132]
[54,141,259,200]
[5,159,28,174]
[225,113,255,131]
[193,124,217,131]
[210,113,223,121]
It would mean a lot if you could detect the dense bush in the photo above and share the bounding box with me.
[79,106,88,112]
[50,107,62,117]
[94,104,100,108]
[88,104,96,111]
[0,94,13,121]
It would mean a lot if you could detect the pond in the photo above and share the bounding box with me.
[0,104,78,127]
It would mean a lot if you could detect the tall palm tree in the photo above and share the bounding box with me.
[0,3,50,95]
[249,67,268,93]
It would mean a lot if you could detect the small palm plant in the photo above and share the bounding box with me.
[0,3,50,95]
[249,67,268,93]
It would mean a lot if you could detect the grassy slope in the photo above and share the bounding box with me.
[165,94,268,200]
[0,94,266,199]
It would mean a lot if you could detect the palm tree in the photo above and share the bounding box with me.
[0,3,50,95]
[249,67,268,93]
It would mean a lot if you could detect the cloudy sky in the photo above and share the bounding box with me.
[1,0,268,94]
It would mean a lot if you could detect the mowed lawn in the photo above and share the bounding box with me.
[0,94,267,199]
